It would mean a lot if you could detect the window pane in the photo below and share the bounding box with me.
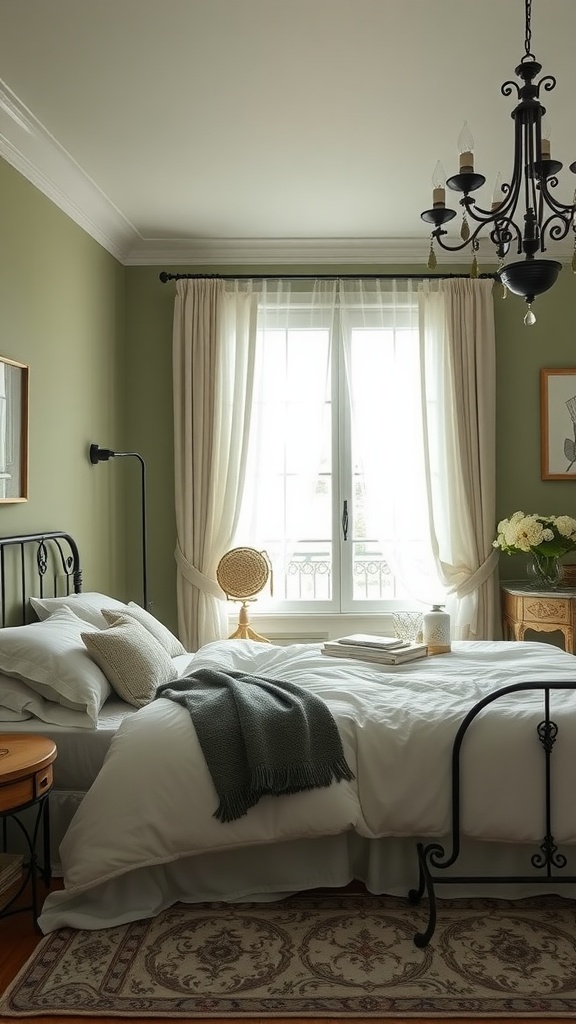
[352,541,394,600]
[348,325,438,603]
[237,322,333,604]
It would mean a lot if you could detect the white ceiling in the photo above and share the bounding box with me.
[1,0,575,266]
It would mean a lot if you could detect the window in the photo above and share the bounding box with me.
[234,279,441,615]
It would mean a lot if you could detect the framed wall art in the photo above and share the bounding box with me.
[0,356,29,502]
[540,367,576,480]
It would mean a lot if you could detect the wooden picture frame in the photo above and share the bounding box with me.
[540,367,576,481]
[0,356,29,503]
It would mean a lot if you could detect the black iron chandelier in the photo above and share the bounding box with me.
[422,0,576,325]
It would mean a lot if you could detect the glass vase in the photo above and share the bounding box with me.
[526,553,562,590]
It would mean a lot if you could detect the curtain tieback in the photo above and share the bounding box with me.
[175,544,225,600]
[448,548,499,599]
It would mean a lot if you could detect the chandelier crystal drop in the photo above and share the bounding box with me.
[421,0,576,324]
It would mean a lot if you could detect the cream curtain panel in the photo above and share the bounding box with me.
[419,277,499,639]
[172,278,258,650]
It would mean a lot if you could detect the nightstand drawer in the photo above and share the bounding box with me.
[0,766,53,812]
[0,777,34,813]
[522,595,571,623]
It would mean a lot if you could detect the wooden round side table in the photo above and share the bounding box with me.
[0,734,57,925]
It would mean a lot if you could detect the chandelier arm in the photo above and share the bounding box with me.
[431,222,490,254]
[538,177,576,217]
[459,195,517,226]
[492,113,525,225]
[539,212,574,248]
[539,74,556,94]
[524,116,540,227]
[492,218,523,255]
[459,164,522,230]
[501,79,521,100]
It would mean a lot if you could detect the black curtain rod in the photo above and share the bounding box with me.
[159,271,498,283]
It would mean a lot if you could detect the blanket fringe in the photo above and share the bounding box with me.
[252,759,355,791]
[214,758,355,822]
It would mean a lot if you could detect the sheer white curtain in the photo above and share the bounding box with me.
[419,277,499,639]
[339,278,443,605]
[234,279,337,576]
[172,278,258,650]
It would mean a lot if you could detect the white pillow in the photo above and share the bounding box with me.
[0,607,111,726]
[82,618,178,708]
[101,603,187,657]
[0,674,98,728]
[30,592,128,629]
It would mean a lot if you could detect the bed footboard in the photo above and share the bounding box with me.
[408,679,576,946]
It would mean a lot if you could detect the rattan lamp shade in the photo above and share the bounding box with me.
[216,547,271,642]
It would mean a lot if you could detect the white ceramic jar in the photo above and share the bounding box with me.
[422,604,451,655]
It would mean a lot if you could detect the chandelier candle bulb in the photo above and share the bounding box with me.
[459,151,474,173]
[491,171,504,210]
[423,605,451,655]
[457,122,475,172]
[541,138,551,159]
[432,161,446,207]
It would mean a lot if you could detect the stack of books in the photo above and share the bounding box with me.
[0,853,23,903]
[321,633,428,665]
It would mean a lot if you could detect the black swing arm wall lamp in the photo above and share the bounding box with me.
[89,443,149,610]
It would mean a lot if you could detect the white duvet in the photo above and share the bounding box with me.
[40,639,576,929]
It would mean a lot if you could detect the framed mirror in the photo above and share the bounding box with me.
[0,356,29,503]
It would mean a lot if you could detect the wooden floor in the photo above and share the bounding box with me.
[0,880,568,1024]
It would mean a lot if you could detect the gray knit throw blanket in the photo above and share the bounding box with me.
[156,668,354,822]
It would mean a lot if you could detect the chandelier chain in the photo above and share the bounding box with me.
[524,0,532,57]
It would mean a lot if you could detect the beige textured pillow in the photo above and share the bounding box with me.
[81,619,178,708]
[101,603,187,657]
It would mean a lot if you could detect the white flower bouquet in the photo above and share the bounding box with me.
[493,511,576,558]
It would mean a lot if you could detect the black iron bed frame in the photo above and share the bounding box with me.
[0,531,83,925]
[0,533,575,947]
[0,530,83,626]
[409,679,576,946]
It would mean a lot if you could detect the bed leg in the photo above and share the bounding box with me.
[411,841,438,948]
[408,841,426,904]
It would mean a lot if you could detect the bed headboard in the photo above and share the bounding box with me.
[0,531,82,626]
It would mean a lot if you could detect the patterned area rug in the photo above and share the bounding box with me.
[3,892,576,1017]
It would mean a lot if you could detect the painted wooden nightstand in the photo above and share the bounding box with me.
[0,734,57,925]
[501,582,576,653]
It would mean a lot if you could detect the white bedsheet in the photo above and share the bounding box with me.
[39,639,576,932]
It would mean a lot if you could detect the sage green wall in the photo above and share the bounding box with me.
[494,269,576,581]
[123,269,176,622]
[125,263,576,631]
[0,157,127,601]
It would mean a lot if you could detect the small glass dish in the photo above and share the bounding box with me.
[392,611,423,643]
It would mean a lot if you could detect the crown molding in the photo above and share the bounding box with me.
[123,235,576,267]
[0,81,138,262]
[124,236,435,266]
